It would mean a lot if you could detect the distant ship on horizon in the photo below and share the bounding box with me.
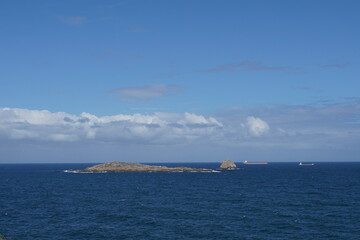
[243,160,268,165]
[299,162,315,166]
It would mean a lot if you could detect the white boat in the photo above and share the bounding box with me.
[299,162,314,166]
[243,160,268,165]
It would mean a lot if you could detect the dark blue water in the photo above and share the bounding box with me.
[1,162,360,240]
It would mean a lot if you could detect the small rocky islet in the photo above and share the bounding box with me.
[66,160,238,173]
[219,159,237,169]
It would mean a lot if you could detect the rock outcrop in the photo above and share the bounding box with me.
[219,159,237,169]
[0,235,8,240]
[66,161,214,173]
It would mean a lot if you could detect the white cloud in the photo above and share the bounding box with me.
[0,108,277,145]
[111,84,181,102]
[0,108,226,144]
[246,116,270,136]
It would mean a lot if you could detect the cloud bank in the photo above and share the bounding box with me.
[1,100,359,162]
[1,107,265,145]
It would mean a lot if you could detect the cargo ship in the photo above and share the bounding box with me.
[243,160,268,165]
[299,162,314,166]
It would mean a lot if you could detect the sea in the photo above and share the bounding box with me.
[1,162,360,240]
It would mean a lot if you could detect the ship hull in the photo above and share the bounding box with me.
[243,163,268,165]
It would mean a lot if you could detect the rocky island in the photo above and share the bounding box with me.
[219,159,237,169]
[66,161,215,173]
[0,235,8,240]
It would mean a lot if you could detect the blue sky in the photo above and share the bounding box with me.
[0,0,359,163]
